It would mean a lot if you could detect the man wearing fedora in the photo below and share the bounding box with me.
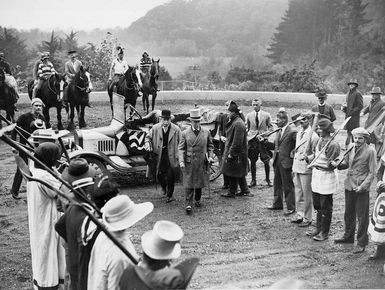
[179,108,214,214]
[311,90,336,122]
[333,127,376,253]
[119,220,199,290]
[88,195,153,290]
[145,109,182,203]
[342,79,363,149]
[26,143,65,290]
[306,119,340,241]
[10,98,46,199]
[221,101,251,198]
[246,98,274,188]
[63,50,83,108]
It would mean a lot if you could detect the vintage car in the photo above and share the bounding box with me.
[29,93,222,181]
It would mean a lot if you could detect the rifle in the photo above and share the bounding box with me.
[307,116,352,169]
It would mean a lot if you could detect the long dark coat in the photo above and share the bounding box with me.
[220,114,248,178]
[178,126,214,188]
[345,88,363,131]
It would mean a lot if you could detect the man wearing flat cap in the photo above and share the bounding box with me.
[10,98,46,199]
[311,90,336,122]
[179,108,214,214]
[145,109,182,203]
[306,119,340,241]
[220,101,251,198]
[342,79,363,149]
[333,127,376,253]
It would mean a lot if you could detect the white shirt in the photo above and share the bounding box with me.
[111,58,129,75]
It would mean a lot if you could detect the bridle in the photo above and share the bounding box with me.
[75,71,90,92]
[124,67,138,91]
[47,74,62,95]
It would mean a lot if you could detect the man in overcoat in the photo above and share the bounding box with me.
[220,101,251,198]
[342,79,363,149]
[246,98,273,187]
[145,109,182,203]
[264,110,297,215]
[179,108,214,214]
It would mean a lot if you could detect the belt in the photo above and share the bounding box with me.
[315,166,333,172]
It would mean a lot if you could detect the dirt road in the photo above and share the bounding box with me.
[1,101,384,289]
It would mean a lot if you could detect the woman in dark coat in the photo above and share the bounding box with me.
[221,101,251,198]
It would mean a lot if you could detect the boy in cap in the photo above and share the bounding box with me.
[87,195,153,290]
[311,90,336,122]
[291,112,319,226]
[145,109,182,203]
[119,220,199,290]
[26,143,65,289]
[306,119,340,241]
[333,127,377,253]
[10,98,46,199]
[179,108,214,214]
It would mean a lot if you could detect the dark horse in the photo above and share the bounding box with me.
[141,59,160,114]
[0,70,16,126]
[28,73,65,130]
[108,65,139,116]
[67,66,91,129]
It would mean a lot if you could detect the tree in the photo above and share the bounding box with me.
[38,31,63,69]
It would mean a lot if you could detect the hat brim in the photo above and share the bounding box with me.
[348,82,358,86]
[141,230,182,260]
[188,117,201,121]
[61,166,97,187]
[370,91,382,95]
[103,201,153,232]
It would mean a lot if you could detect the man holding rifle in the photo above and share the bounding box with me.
[246,98,273,187]
[333,127,376,253]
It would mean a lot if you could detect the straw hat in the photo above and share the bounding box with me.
[141,220,184,260]
[188,108,201,121]
[102,195,153,232]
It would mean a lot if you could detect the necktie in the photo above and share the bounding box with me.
[255,112,259,130]
[277,128,282,141]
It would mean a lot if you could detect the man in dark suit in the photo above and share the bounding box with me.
[311,91,336,122]
[263,110,297,215]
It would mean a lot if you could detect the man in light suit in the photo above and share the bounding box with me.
[263,110,297,215]
[145,109,182,203]
[246,99,274,187]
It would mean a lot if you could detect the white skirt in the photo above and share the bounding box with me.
[311,168,338,195]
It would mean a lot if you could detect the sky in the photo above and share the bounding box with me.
[0,0,170,31]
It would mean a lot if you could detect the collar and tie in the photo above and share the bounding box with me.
[255,111,259,130]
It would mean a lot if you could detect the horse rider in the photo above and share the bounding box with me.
[108,46,129,96]
[0,51,19,107]
[32,52,56,99]
[140,51,152,74]
[63,50,82,108]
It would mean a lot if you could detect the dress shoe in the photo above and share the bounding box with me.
[221,193,235,198]
[186,206,192,214]
[166,197,175,203]
[306,229,320,237]
[235,191,254,197]
[267,206,283,210]
[352,245,365,254]
[290,217,303,224]
[266,180,273,187]
[248,180,256,188]
[11,191,21,200]
[195,200,201,207]
[334,237,354,244]
[313,232,328,241]
[283,209,295,216]
[298,220,312,227]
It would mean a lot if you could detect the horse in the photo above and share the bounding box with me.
[66,66,92,129]
[0,69,16,126]
[141,59,160,114]
[27,73,65,130]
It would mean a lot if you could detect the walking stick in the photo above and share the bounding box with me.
[14,155,139,265]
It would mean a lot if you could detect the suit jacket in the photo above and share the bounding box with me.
[292,127,319,174]
[338,143,377,192]
[345,88,363,131]
[178,126,214,188]
[271,124,297,169]
[246,110,273,140]
[145,123,181,170]
[363,97,385,128]
[311,103,336,122]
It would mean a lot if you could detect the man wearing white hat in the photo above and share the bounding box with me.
[333,127,377,253]
[119,220,199,290]
[179,108,214,214]
[87,195,153,290]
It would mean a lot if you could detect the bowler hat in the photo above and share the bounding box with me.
[141,220,184,260]
[102,195,153,232]
[61,158,96,188]
[160,109,172,119]
[347,79,359,86]
[188,108,201,121]
[370,87,382,95]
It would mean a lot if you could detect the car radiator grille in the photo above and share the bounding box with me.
[98,140,115,154]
